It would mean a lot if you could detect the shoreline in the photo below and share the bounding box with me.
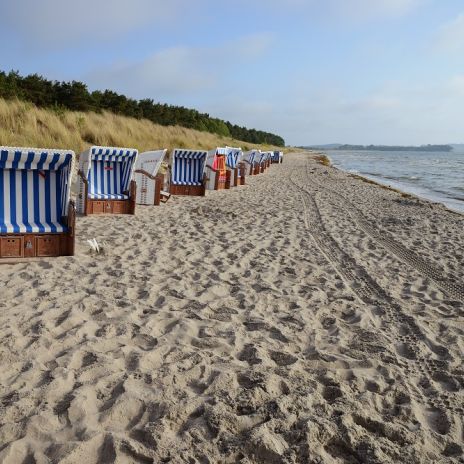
[314,150,464,216]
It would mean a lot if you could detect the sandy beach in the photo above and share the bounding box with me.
[0,151,463,463]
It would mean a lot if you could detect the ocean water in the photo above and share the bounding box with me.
[327,149,464,213]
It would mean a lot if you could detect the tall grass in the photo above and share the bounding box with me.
[0,98,286,154]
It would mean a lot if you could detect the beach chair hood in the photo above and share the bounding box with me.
[136,149,167,176]
[243,150,260,164]
[225,146,243,169]
[171,149,208,186]
[134,149,168,206]
[0,146,74,233]
[79,146,138,200]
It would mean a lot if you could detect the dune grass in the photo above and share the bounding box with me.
[0,98,287,154]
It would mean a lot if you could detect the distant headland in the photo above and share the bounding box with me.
[301,144,454,152]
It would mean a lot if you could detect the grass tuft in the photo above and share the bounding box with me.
[0,98,288,154]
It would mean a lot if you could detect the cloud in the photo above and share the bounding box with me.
[2,0,424,52]
[85,33,273,100]
[331,0,423,19]
[215,76,464,146]
[247,0,423,20]
[1,0,198,48]
[435,13,464,54]
[448,75,464,97]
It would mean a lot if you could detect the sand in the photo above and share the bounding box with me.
[0,152,463,463]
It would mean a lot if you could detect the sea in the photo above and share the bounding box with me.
[326,149,464,213]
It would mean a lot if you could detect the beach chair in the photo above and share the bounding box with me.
[169,149,207,196]
[255,151,268,174]
[134,149,170,205]
[272,151,283,164]
[265,151,272,168]
[0,146,75,258]
[77,146,138,215]
[242,150,260,176]
[205,147,229,190]
[225,146,245,187]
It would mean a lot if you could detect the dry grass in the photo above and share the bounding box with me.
[0,98,287,154]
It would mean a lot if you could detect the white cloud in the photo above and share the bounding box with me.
[215,76,464,146]
[2,0,199,47]
[85,34,273,100]
[331,0,423,19]
[435,13,464,54]
[247,0,423,20]
[448,75,464,97]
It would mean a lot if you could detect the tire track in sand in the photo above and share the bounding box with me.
[287,162,462,425]
[311,176,464,305]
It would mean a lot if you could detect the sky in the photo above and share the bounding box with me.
[1,0,463,146]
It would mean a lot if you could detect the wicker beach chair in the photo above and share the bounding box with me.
[169,149,208,196]
[205,147,229,190]
[226,146,245,187]
[272,151,283,164]
[134,149,170,205]
[77,146,138,215]
[253,151,268,174]
[0,146,75,258]
[242,150,260,176]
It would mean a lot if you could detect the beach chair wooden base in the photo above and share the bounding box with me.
[205,166,227,190]
[0,202,76,259]
[79,172,136,215]
[170,184,206,196]
[85,199,134,215]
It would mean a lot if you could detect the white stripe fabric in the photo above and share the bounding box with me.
[171,149,207,186]
[85,146,137,200]
[0,147,74,233]
[226,147,243,168]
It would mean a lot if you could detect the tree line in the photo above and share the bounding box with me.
[0,70,285,147]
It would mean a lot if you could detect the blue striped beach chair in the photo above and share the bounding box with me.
[272,151,283,164]
[0,146,76,258]
[169,149,207,196]
[256,151,269,173]
[242,150,261,176]
[134,149,170,206]
[77,146,138,215]
[225,146,245,186]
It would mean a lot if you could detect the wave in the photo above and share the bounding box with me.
[328,150,464,213]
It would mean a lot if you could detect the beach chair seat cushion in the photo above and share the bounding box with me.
[172,181,203,186]
[1,168,70,234]
[1,220,67,234]
[88,193,129,200]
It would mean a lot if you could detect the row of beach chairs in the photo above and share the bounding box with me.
[0,145,283,259]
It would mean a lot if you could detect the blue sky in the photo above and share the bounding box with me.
[1,0,463,145]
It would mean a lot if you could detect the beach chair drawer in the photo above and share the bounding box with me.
[90,201,106,214]
[0,236,23,257]
[112,201,128,214]
[36,235,60,257]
